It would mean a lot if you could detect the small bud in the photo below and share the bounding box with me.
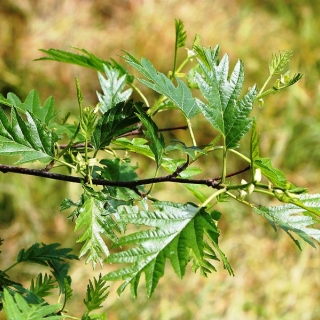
[254,169,262,183]
[247,183,255,195]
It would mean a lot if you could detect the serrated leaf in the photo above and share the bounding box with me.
[175,19,187,49]
[97,64,133,113]
[36,47,133,82]
[3,288,63,320]
[255,194,320,249]
[135,104,165,167]
[17,243,78,266]
[30,274,56,298]
[195,47,257,149]
[0,108,58,164]
[91,101,141,150]
[0,90,59,125]
[48,260,71,295]
[75,193,121,268]
[124,52,199,119]
[84,274,109,314]
[104,202,228,297]
[269,50,293,75]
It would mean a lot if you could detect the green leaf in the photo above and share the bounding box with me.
[124,52,199,118]
[0,90,58,125]
[3,288,63,320]
[254,194,320,249]
[30,274,56,298]
[104,202,229,297]
[75,192,121,268]
[254,158,288,189]
[250,121,289,189]
[36,47,133,81]
[98,158,142,201]
[97,64,133,113]
[112,137,188,174]
[91,101,141,150]
[175,19,187,49]
[48,260,71,295]
[269,50,293,75]
[84,274,109,314]
[0,108,58,164]
[195,46,257,149]
[135,104,165,167]
[17,243,78,266]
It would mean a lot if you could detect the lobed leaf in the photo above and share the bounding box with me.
[17,243,78,266]
[97,64,133,113]
[91,100,141,150]
[75,192,122,268]
[255,194,320,249]
[0,108,58,164]
[30,274,56,298]
[195,46,257,149]
[135,104,165,167]
[36,47,133,82]
[124,52,199,118]
[104,202,229,297]
[3,288,63,319]
[84,274,109,314]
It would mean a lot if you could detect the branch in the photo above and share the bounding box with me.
[0,164,250,189]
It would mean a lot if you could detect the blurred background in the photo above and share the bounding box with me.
[0,0,320,319]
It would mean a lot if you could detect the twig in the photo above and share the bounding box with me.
[0,164,251,189]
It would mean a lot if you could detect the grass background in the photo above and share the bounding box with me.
[0,0,320,319]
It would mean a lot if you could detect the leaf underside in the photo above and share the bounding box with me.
[104,202,231,297]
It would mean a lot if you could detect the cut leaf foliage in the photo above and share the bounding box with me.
[104,202,231,297]
[3,288,63,320]
[0,90,58,125]
[195,46,257,149]
[91,100,141,150]
[97,64,133,113]
[0,108,58,164]
[75,192,121,268]
[255,194,320,249]
[124,52,199,118]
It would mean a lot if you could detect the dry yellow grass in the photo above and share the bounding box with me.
[0,0,320,319]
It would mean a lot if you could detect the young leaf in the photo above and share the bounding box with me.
[195,47,257,149]
[0,90,58,125]
[124,52,199,118]
[175,19,187,49]
[91,101,141,150]
[75,192,121,268]
[0,108,58,164]
[172,19,187,77]
[104,202,229,297]
[48,260,71,295]
[269,50,293,75]
[134,104,165,167]
[254,194,320,249]
[83,274,109,315]
[30,274,56,298]
[17,243,78,266]
[97,64,133,113]
[3,288,63,320]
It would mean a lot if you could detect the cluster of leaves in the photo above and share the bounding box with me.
[0,19,318,318]
[0,242,108,319]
